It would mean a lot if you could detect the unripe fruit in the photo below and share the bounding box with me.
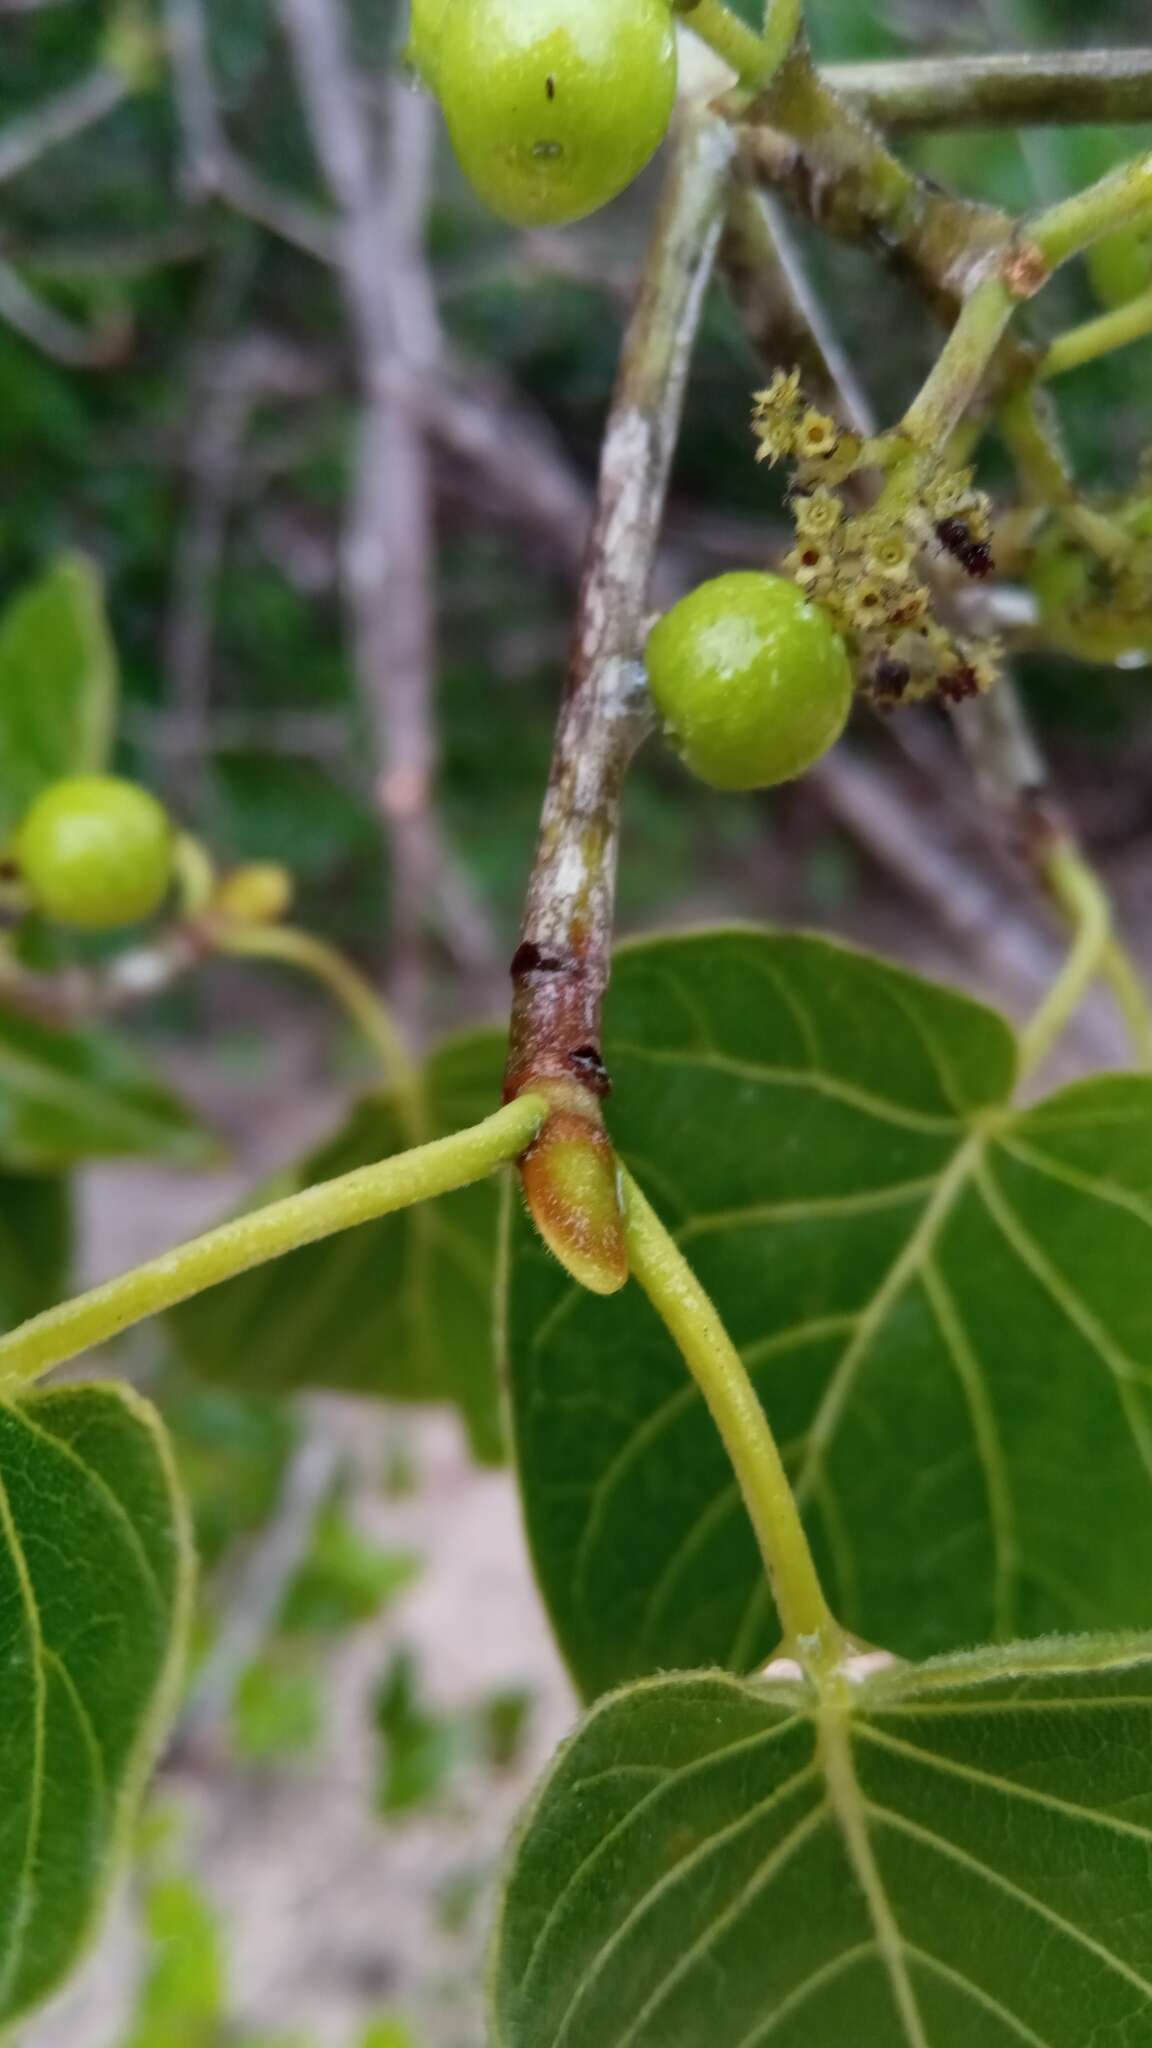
[1030,507,1152,665]
[646,572,854,792]
[407,0,450,87]
[213,862,295,927]
[17,775,174,930]
[436,0,677,228]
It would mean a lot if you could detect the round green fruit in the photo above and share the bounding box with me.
[1030,514,1152,665]
[408,0,450,86]
[646,572,854,792]
[436,0,677,228]
[17,775,175,930]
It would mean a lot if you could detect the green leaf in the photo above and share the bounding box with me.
[0,1381,192,2026]
[0,555,117,843]
[492,1634,1152,2048]
[168,1029,510,1461]
[505,929,1152,1696]
[0,1009,214,1171]
[0,1168,71,1327]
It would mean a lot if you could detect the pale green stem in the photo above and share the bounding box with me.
[900,273,1016,449]
[173,832,216,917]
[1041,286,1152,380]
[890,153,1152,460]
[216,922,426,1141]
[998,384,1134,561]
[1019,841,1112,1078]
[1029,151,1152,270]
[677,0,799,88]
[0,1096,547,1393]
[622,1166,845,1673]
[1101,940,1152,1070]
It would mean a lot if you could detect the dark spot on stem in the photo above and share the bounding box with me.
[511,940,566,979]
[545,74,556,99]
[566,1044,612,1097]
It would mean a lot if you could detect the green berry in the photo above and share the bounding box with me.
[646,572,854,792]
[407,0,450,86]
[435,0,677,229]
[17,775,175,930]
[1030,513,1152,665]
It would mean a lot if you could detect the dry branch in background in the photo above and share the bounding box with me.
[164,333,330,809]
[274,0,497,1021]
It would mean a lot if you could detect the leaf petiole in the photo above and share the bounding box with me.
[1041,284,1152,381]
[1101,939,1152,1071]
[1019,839,1112,1078]
[0,1095,547,1393]
[621,1165,846,1676]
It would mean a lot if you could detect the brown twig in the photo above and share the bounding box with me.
[737,46,1019,333]
[274,0,497,1020]
[504,111,734,1295]
[828,49,1152,132]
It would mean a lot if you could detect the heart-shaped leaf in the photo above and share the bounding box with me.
[0,555,117,844]
[0,1381,192,2025]
[505,930,1152,1695]
[493,1634,1152,2047]
[169,1030,509,1461]
[0,1009,214,1170]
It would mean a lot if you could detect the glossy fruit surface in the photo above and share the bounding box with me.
[17,775,174,929]
[408,0,450,86]
[646,572,854,791]
[436,0,677,228]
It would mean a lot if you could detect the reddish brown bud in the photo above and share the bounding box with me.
[515,1078,628,1296]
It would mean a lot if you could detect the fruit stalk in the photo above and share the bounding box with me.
[505,111,734,1295]
[623,1168,845,1670]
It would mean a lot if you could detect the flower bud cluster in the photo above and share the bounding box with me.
[751,371,1002,709]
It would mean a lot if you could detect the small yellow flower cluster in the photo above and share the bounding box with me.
[751,372,1002,709]
[752,374,864,487]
